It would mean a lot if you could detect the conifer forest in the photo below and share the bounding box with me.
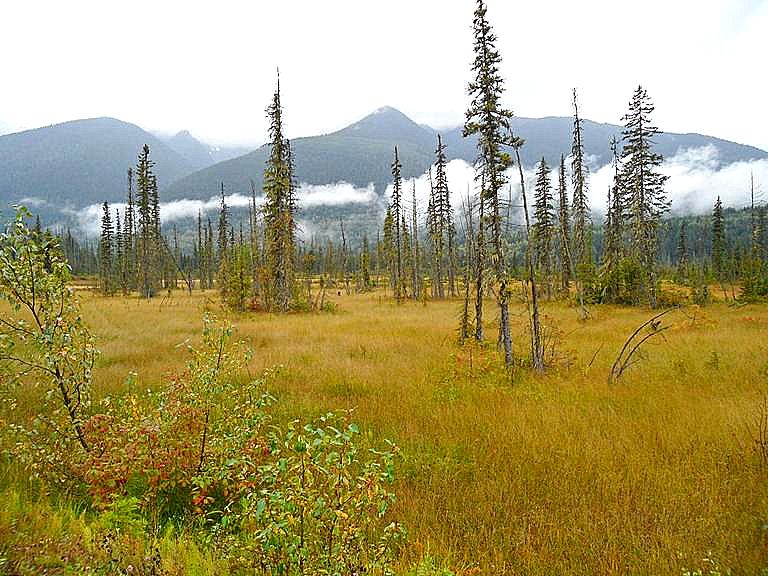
[1,1,767,574]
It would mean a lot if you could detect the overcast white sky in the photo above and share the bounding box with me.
[1,0,766,150]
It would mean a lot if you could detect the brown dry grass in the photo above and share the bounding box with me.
[4,287,768,574]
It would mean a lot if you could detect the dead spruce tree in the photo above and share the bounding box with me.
[262,73,297,312]
[464,0,514,366]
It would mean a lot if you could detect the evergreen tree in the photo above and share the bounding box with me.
[463,0,515,366]
[401,213,412,299]
[431,137,448,299]
[206,218,215,289]
[122,168,136,293]
[712,195,726,293]
[532,158,555,297]
[620,85,670,307]
[600,136,626,301]
[556,154,571,289]
[676,221,689,279]
[99,201,114,295]
[197,210,206,289]
[262,73,296,312]
[217,183,230,296]
[571,89,591,265]
[390,147,404,302]
[382,204,395,294]
[360,235,372,292]
[411,182,421,300]
[135,144,159,298]
[115,210,124,293]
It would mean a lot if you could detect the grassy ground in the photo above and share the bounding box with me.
[3,287,768,574]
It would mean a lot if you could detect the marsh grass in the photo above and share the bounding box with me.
[2,288,767,574]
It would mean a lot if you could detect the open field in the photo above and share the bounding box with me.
[2,288,768,574]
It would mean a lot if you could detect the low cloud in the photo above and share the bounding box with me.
[67,145,768,236]
[73,181,379,235]
[300,182,377,207]
[589,144,767,214]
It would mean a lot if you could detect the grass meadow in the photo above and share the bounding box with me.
[2,286,767,574]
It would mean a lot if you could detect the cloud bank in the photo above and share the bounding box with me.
[74,181,380,235]
[68,145,766,236]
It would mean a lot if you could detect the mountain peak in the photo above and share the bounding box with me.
[372,105,399,115]
[335,106,435,148]
[172,129,194,140]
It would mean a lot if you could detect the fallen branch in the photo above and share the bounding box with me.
[608,307,678,385]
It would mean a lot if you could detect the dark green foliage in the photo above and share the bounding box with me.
[571,89,592,271]
[556,154,571,289]
[99,202,114,294]
[463,0,514,365]
[390,147,404,302]
[532,158,555,296]
[135,144,162,298]
[262,75,297,313]
[619,86,670,307]
[712,196,726,284]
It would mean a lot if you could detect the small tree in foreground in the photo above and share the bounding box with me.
[0,207,97,463]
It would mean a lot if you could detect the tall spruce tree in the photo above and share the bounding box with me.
[382,204,396,295]
[556,154,571,289]
[532,158,555,297]
[600,136,626,301]
[99,202,114,295]
[390,147,404,302]
[217,182,230,295]
[123,168,136,293]
[411,182,421,300]
[135,144,159,298]
[676,220,689,279]
[262,73,296,312]
[463,0,515,366]
[712,195,726,292]
[114,210,124,293]
[620,85,670,307]
[571,89,591,268]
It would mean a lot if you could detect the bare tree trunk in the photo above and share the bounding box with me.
[474,184,485,342]
[516,146,544,373]
[411,183,420,300]
[459,192,475,342]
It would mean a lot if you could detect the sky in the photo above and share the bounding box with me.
[1,0,766,151]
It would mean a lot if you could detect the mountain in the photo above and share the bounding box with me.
[166,107,767,202]
[2,108,765,228]
[164,130,251,170]
[0,118,196,214]
[443,116,768,168]
[163,107,436,201]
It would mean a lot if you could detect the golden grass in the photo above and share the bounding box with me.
[4,287,768,574]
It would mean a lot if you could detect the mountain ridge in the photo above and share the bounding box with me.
[1,109,766,221]
[164,107,768,201]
